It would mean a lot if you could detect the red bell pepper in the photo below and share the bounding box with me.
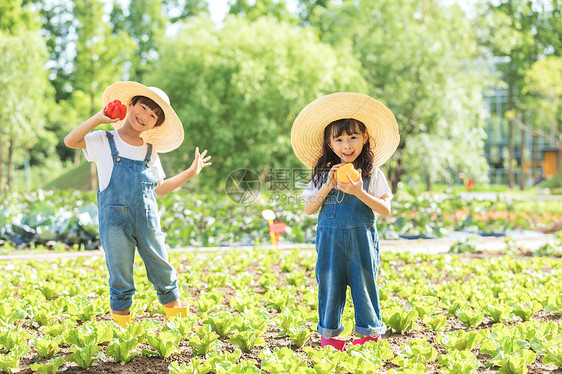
[104,100,127,120]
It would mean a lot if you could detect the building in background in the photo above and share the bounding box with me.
[484,88,559,186]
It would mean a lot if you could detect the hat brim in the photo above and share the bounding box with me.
[291,92,400,168]
[102,82,184,153]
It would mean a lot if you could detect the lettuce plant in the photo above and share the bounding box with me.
[437,349,480,374]
[66,343,104,369]
[29,336,59,359]
[145,330,180,358]
[346,339,394,373]
[205,311,241,338]
[512,302,542,321]
[168,359,211,374]
[259,347,309,373]
[0,326,31,352]
[422,314,447,331]
[29,357,65,374]
[455,307,484,328]
[0,345,29,373]
[189,325,221,356]
[485,303,514,323]
[436,329,485,351]
[304,346,350,373]
[106,337,139,363]
[163,316,197,340]
[382,305,419,334]
[230,291,259,313]
[392,338,438,367]
[287,326,311,348]
[230,330,265,352]
[263,288,296,312]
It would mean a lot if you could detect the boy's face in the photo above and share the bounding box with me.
[329,130,366,164]
[127,101,159,132]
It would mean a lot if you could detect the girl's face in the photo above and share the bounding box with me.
[329,128,367,164]
[127,101,159,133]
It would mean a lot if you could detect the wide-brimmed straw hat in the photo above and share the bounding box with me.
[102,81,184,153]
[291,92,400,168]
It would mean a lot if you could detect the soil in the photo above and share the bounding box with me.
[9,249,562,374]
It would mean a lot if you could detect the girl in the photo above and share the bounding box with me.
[291,92,399,350]
[64,81,211,327]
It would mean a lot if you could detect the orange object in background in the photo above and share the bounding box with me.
[336,163,361,184]
[465,178,474,192]
[268,222,287,246]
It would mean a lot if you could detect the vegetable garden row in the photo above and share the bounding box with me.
[1,242,561,373]
[2,189,561,250]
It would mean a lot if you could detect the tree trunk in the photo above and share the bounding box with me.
[507,71,515,189]
[532,121,538,183]
[519,118,526,190]
[7,132,14,190]
[0,125,3,194]
[426,174,432,192]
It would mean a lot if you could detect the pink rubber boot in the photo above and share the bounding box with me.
[352,335,380,345]
[321,337,346,351]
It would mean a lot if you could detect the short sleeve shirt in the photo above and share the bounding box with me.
[301,166,392,199]
[83,130,165,192]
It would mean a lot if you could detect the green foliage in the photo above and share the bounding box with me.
[29,357,65,374]
[0,345,29,373]
[229,330,266,352]
[382,305,419,334]
[145,330,180,358]
[260,347,308,373]
[437,349,480,374]
[106,337,139,363]
[66,343,104,369]
[436,330,485,352]
[29,336,59,359]
[287,326,312,348]
[392,338,438,367]
[147,15,366,187]
[189,325,221,356]
[455,307,485,328]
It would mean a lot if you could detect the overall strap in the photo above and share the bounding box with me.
[105,131,120,160]
[144,143,153,167]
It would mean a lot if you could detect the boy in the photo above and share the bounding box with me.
[64,81,211,327]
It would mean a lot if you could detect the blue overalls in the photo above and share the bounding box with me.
[98,131,180,311]
[315,177,386,338]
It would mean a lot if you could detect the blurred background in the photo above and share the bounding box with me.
[1,0,561,194]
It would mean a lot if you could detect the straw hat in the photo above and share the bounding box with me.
[291,92,400,168]
[102,81,184,153]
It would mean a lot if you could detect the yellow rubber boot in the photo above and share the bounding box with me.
[112,313,131,328]
[164,304,189,319]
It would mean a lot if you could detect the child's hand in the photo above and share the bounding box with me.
[189,147,212,176]
[337,172,363,196]
[326,163,345,189]
[95,108,120,124]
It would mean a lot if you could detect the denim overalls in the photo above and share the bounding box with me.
[315,177,386,338]
[98,131,180,311]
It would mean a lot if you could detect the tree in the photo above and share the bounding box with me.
[111,0,167,81]
[146,15,366,190]
[73,0,136,189]
[476,0,562,189]
[228,0,295,23]
[163,0,210,22]
[0,30,51,192]
[306,0,490,191]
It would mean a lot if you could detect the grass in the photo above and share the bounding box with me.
[43,162,93,190]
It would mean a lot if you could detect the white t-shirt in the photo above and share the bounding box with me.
[83,130,165,192]
[301,166,392,200]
